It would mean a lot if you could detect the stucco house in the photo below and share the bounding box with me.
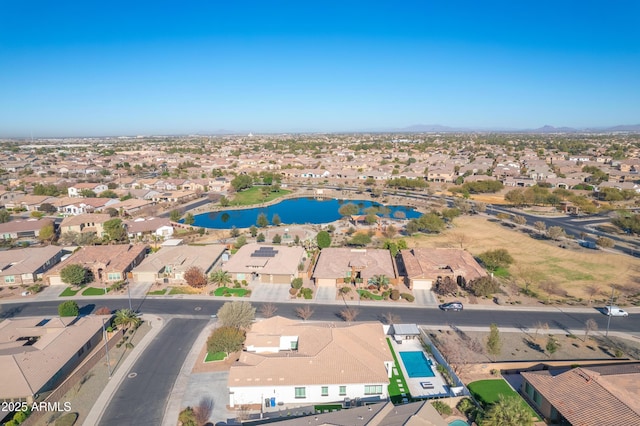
[223,244,305,284]
[397,248,487,290]
[0,218,54,242]
[131,244,225,284]
[228,316,393,408]
[312,248,397,287]
[0,246,65,286]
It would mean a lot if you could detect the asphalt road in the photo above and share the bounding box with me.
[1,298,638,336]
[98,318,207,426]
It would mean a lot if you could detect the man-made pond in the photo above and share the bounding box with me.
[188,197,421,229]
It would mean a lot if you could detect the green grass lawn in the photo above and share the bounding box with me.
[168,286,201,295]
[230,187,291,206]
[386,338,411,403]
[147,289,167,295]
[468,379,540,420]
[357,289,383,300]
[59,287,79,297]
[82,287,110,296]
[213,286,249,297]
[204,351,226,362]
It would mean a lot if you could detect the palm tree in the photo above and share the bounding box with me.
[114,309,141,329]
[482,395,534,426]
[368,275,390,291]
[209,269,232,288]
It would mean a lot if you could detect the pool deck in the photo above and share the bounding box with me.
[390,338,449,399]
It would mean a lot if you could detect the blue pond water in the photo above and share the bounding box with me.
[399,351,435,378]
[189,197,421,229]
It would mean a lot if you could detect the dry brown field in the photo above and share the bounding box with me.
[408,215,639,304]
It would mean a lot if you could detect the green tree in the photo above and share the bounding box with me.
[209,270,232,288]
[39,202,57,214]
[482,395,533,426]
[368,275,390,290]
[217,301,256,330]
[256,232,265,242]
[272,233,282,244]
[184,212,195,225]
[256,212,269,228]
[114,308,142,329]
[486,323,502,361]
[230,174,253,192]
[234,235,247,249]
[169,209,182,222]
[207,326,246,356]
[347,233,371,247]
[80,189,97,198]
[99,190,118,198]
[338,202,359,218]
[0,209,10,223]
[58,300,79,317]
[61,264,90,287]
[477,249,514,271]
[272,213,281,226]
[38,223,55,243]
[103,218,127,242]
[316,230,331,248]
[291,277,303,289]
[219,196,230,207]
[546,335,560,357]
[249,225,258,237]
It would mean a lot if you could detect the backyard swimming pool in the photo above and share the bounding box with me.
[399,351,435,378]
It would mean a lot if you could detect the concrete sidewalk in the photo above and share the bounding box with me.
[83,315,165,426]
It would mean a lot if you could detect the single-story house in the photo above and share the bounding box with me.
[312,248,397,287]
[223,244,305,284]
[0,315,105,402]
[521,364,640,425]
[0,246,65,286]
[228,316,393,407]
[125,217,174,241]
[131,244,225,283]
[0,218,54,241]
[397,248,487,290]
[45,244,147,285]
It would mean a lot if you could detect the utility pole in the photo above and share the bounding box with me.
[102,317,112,378]
[605,285,615,338]
[127,280,132,311]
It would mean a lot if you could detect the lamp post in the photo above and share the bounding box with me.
[127,280,132,311]
[102,317,112,378]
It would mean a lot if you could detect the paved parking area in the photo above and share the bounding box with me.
[181,371,236,425]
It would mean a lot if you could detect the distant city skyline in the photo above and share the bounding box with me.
[1,1,639,137]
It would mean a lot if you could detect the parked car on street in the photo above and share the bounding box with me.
[439,301,464,311]
[604,306,628,317]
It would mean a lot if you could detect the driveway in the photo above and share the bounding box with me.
[250,283,292,302]
[412,289,438,306]
[180,371,236,425]
[315,286,336,303]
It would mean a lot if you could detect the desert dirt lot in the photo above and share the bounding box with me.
[408,215,639,305]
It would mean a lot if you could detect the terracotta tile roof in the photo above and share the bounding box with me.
[0,246,63,275]
[223,243,305,277]
[312,248,396,281]
[229,317,392,388]
[399,248,486,281]
[522,365,640,426]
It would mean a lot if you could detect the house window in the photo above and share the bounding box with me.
[4,276,15,283]
[107,272,121,281]
[339,386,346,396]
[294,387,306,399]
[533,390,541,405]
[525,382,532,397]
[290,340,298,350]
[321,386,328,397]
[364,385,382,395]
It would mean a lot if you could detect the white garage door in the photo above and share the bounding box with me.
[412,279,432,290]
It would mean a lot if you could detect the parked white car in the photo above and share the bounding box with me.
[604,306,628,317]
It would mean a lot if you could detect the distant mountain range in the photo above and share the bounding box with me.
[393,124,640,133]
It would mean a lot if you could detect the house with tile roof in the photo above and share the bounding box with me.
[312,248,397,287]
[0,246,65,286]
[131,244,225,284]
[521,363,640,425]
[397,248,487,290]
[228,316,394,408]
[0,315,105,402]
[60,213,112,238]
[0,218,54,242]
[44,244,147,285]
[223,244,305,284]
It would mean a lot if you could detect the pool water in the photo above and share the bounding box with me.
[448,420,468,426]
[399,351,435,378]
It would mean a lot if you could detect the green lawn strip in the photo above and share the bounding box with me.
[357,289,383,300]
[168,286,201,295]
[81,287,110,296]
[313,404,342,413]
[147,289,167,295]
[213,286,249,297]
[59,287,79,297]
[230,187,291,206]
[386,338,411,403]
[468,379,541,420]
[204,351,226,362]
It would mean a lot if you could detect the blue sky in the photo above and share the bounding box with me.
[1,1,639,136]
